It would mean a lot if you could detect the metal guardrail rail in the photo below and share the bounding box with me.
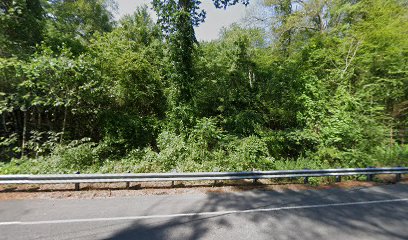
[0,167,406,190]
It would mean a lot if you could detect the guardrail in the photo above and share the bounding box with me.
[0,167,406,190]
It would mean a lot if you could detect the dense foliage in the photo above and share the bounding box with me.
[0,0,407,174]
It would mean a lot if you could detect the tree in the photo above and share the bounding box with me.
[152,0,251,104]
[1,0,407,171]
[89,7,166,151]
[0,0,45,57]
[43,0,115,54]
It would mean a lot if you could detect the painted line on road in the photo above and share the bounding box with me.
[1,198,407,226]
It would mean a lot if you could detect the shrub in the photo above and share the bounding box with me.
[223,136,272,171]
[50,140,100,172]
[273,157,329,170]
[372,144,408,167]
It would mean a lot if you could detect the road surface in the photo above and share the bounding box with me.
[1,184,408,240]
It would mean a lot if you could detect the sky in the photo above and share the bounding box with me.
[115,0,249,41]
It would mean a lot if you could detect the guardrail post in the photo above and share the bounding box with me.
[336,175,341,183]
[366,166,375,181]
[304,168,309,184]
[171,169,177,187]
[396,166,402,182]
[396,173,401,182]
[126,171,131,189]
[252,169,259,184]
[213,168,220,187]
[335,168,341,182]
[75,171,80,191]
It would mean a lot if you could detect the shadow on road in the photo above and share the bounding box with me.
[102,184,408,240]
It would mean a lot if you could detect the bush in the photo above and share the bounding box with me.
[273,157,329,170]
[52,142,100,172]
[0,134,19,162]
[99,148,147,173]
[0,156,59,174]
[258,129,319,159]
[372,144,408,167]
[223,136,273,171]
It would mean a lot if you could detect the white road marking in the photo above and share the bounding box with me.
[0,198,407,226]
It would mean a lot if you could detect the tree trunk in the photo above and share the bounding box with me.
[178,0,190,9]
[60,106,68,143]
[37,108,41,131]
[390,127,394,148]
[12,110,19,133]
[21,110,27,158]
[2,113,7,132]
[46,111,52,131]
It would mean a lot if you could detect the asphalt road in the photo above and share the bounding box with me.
[1,184,408,240]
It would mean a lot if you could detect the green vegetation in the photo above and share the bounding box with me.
[0,0,407,174]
